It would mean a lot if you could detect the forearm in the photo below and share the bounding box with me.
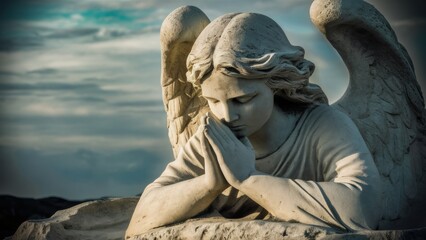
[238,172,380,231]
[126,175,223,237]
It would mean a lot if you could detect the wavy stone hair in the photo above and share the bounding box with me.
[186,13,328,113]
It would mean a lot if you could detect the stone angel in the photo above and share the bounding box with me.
[126,0,426,238]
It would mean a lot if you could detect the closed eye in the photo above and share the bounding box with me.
[235,94,256,103]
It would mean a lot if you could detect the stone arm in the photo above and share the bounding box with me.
[204,109,382,231]
[126,122,228,238]
[125,175,220,238]
[238,166,380,231]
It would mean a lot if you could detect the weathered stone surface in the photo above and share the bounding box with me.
[134,218,426,240]
[12,197,138,240]
[11,198,426,240]
[10,1,426,239]
[133,218,338,240]
[128,0,426,237]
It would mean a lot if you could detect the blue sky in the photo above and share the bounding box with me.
[1,0,425,200]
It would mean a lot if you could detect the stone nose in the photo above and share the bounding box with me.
[221,102,239,123]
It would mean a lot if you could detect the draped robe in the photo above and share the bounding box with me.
[144,104,381,231]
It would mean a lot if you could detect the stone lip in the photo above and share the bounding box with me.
[134,218,339,240]
[9,197,426,240]
[135,218,426,240]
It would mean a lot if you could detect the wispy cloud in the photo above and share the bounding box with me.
[0,0,424,200]
[0,82,100,91]
[45,28,99,39]
[0,146,171,199]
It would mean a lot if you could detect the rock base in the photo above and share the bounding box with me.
[11,198,426,240]
[134,218,338,240]
[134,218,426,240]
[11,198,138,240]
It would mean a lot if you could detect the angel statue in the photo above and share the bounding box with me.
[126,0,426,238]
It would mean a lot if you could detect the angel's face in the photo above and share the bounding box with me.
[201,70,274,138]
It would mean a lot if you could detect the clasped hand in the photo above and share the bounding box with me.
[200,113,256,191]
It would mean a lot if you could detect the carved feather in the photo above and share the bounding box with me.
[160,6,210,157]
[310,0,426,227]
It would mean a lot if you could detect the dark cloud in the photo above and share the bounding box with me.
[26,68,58,75]
[0,82,133,99]
[0,82,100,92]
[45,27,137,42]
[82,77,104,82]
[0,36,44,52]
[0,23,51,52]
[60,96,106,103]
[113,100,163,108]
[0,0,45,21]
[0,27,136,52]
[0,146,171,199]
[0,113,167,138]
[0,71,21,77]
[45,28,99,39]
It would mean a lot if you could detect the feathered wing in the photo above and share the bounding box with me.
[160,6,210,157]
[310,0,426,227]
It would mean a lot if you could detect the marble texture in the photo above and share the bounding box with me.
[11,198,138,240]
[11,198,426,240]
[12,0,426,239]
[127,0,426,237]
[310,0,426,229]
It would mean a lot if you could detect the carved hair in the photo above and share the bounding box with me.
[186,12,328,111]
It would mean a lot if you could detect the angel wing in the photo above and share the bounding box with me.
[310,0,426,228]
[160,6,210,157]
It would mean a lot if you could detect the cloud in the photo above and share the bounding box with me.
[0,32,160,75]
[0,82,100,91]
[0,146,172,199]
[0,81,128,103]
[93,27,130,39]
[0,2,161,55]
[113,100,163,108]
[60,96,106,103]
[23,103,92,116]
[1,0,424,201]
[45,28,99,39]
[0,111,172,175]
[2,90,163,118]
[26,68,58,75]
[0,36,44,52]
[71,13,84,21]
[87,33,160,53]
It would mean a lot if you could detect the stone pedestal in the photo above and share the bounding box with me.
[11,198,426,240]
[11,198,138,240]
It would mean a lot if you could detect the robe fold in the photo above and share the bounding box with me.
[145,104,381,231]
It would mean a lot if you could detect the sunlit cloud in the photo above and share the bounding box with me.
[88,33,160,52]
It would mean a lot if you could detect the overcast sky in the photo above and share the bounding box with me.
[0,0,425,200]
